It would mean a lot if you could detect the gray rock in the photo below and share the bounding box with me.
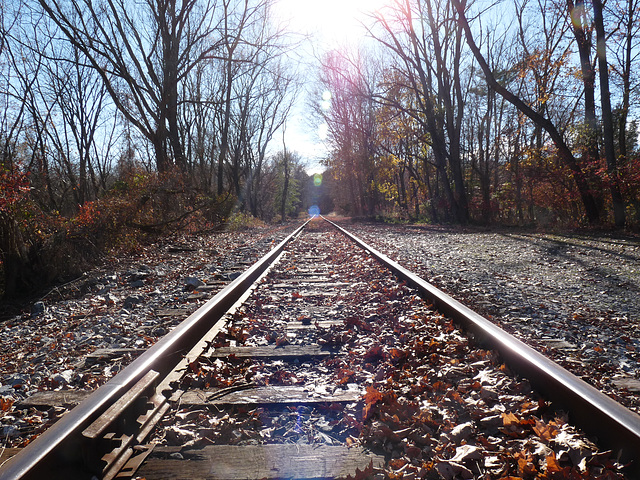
[128,269,150,282]
[1,425,19,438]
[31,301,45,317]
[184,277,204,291]
[124,295,143,309]
[7,374,30,388]
[51,370,74,386]
[0,385,15,396]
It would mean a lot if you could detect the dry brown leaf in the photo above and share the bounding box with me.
[0,397,14,412]
[519,461,537,476]
[363,386,383,419]
[344,460,375,480]
[545,453,563,474]
[533,419,558,442]
[502,412,520,427]
[389,458,407,470]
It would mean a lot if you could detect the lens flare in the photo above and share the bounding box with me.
[313,173,323,186]
[308,205,321,216]
[321,90,332,110]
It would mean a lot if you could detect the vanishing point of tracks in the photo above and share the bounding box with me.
[1,217,640,479]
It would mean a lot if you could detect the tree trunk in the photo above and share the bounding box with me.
[0,213,37,299]
[617,0,634,164]
[513,133,524,224]
[568,0,599,163]
[280,152,290,221]
[593,0,626,227]
[154,135,169,173]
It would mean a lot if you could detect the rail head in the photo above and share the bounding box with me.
[0,220,311,480]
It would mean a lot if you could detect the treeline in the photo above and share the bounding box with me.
[0,0,317,299]
[317,0,640,227]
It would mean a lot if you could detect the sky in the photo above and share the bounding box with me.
[271,0,388,173]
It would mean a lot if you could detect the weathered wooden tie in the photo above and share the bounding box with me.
[136,445,384,480]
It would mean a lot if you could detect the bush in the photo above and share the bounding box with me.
[225,212,266,231]
[68,168,218,252]
[1,167,234,299]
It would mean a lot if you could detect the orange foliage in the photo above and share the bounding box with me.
[0,165,30,212]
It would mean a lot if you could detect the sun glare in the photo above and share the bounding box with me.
[276,0,388,46]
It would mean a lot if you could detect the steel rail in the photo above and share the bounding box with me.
[325,217,640,473]
[0,219,311,480]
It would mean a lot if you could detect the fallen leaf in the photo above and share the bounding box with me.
[0,397,14,412]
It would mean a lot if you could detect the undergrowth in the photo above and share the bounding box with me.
[0,169,263,300]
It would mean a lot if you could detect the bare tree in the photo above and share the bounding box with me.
[318,49,380,217]
[0,4,37,298]
[369,0,469,223]
[180,57,223,192]
[453,0,602,223]
[216,0,252,194]
[464,25,515,224]
[0,4,27,172]
[610,0,640,223]
[38,0,225,172]
[610,0,640,163]
[42,43,116,205]
[593,0,625,227]
[177,0,297,203]
[245,59,298,216]
[567,0,599,163]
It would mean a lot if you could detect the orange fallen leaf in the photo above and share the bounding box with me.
[502,412,520,427]
[533,419,558,442]
[389,458,407,470]
[546,453,563,473]
[363,386,383,419]
[0,397,14,412]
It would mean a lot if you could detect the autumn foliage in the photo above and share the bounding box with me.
[316,0,640,229]
[0,166,233,299]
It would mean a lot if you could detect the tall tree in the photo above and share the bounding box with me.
[245,58,297,217]
[567,0,599,164]
[370,0,469,223]
[610,0,640,164]
[593,0,626,226]
[38,0,225,172]
[453,0,601,223]
[42,43,115,206]
[318,49,379,216]
[610,0,640,223]
[217,0,252,194]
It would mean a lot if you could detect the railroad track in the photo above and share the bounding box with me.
[1,217,639,479]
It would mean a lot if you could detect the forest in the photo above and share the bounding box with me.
[1,0,639,298]
[318,0,640,227]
